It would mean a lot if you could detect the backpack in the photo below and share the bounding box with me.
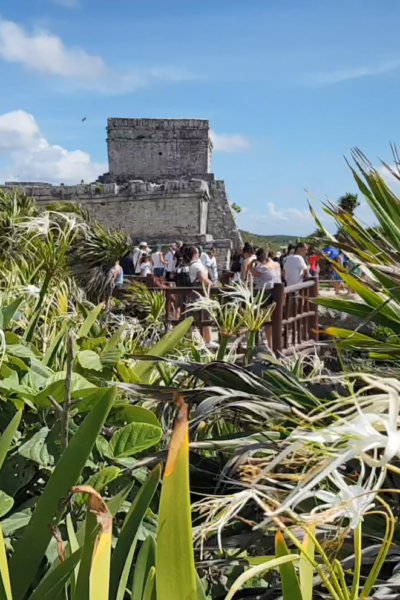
[231,256,242,273]
[176,265,191,287]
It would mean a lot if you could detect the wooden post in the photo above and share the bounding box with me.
[308,277,319,341]
[271,283,284,355]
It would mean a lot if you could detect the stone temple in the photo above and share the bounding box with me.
[1,118,242,267]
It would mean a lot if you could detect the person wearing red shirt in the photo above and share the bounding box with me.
[308,251,320,278]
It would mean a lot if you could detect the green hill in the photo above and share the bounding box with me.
[239,231,300,252]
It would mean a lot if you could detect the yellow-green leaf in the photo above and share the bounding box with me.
[299,527,315,600]
[0,523,12,600]
[156,396,197,600]
[275,532,302,600]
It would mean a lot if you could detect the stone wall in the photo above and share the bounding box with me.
[0,179,211,242]
[208,181,242,249]
[107,118,212,181]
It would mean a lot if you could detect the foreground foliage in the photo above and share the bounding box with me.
[1,172,400,599]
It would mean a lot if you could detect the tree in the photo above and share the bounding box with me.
[338,192,359,215]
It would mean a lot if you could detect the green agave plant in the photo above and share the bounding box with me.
[309,147,400,358]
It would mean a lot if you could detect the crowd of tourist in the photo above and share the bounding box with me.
[115,241,220,288]
[230,241,318,288]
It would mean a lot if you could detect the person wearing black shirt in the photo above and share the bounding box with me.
[119,253,135,275]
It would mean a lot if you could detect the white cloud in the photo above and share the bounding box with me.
[263,202,313,222]
[0,110,106,184]
[49,0,80,8]
[0,17,191,93]
[210,130,249,152]
[306,60,400,85]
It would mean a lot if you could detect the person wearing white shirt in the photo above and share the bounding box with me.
[187,246,218,350]
[140,256,153,277]
[152,245,167,277]
[200,246,212,270]
[207,249,218,283]
[133,242,148,275]
[283,243,309,286]
[164,247,176,281]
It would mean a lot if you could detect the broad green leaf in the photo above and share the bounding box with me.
[300,526,315,600]
[77,303,104,339]
[275,532,302,600]
[0,378,34,400]
[110,406,161,429]
[1,512,30,537]
[0,412,21,470]
[34,372,96,407]
[156,398,197,600]
[9,386,116,600]
[109,423,162,458]
[0,365,13,379]
[78,350,103,372]
[6,345,37,359]
[4,333,19,344]
[2,298,24,329]
[29,548,82,600]
[21,369,47,393]
[0,491,14,518]
[133,317,193,383]
[18,427,54,468]
[109,465,161,600]
[86,466,121,492]
[132,536,156,600]
[7,356,29,372]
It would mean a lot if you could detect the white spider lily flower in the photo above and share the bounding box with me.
[20,285,41,298]
[185,292,222,314]
[255,386,399,521]
[294,466,386,529]
[294,397,400,468]
[51,211,88,235]
[220,280,254,306]
[17,213,51,236]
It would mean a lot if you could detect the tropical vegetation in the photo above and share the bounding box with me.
[0,145,399,599]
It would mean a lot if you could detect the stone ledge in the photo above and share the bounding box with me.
[107,118,209,129]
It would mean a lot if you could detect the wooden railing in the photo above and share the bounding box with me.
[123,275,319,356]
[271,279,319,355]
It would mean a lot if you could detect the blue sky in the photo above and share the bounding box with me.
[0,0,398,236]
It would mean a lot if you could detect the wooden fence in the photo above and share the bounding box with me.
[271,279,319,356]
[124,275,319,356]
